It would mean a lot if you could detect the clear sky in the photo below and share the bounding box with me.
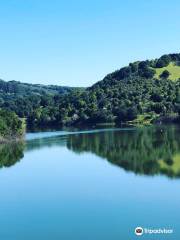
[0,0,180,87]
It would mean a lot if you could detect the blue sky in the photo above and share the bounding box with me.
[0,0,180,87]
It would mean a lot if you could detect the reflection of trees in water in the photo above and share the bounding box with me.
[2,126,180,178]
[0,142,25,168]
[26,136,67,152]
[67,126,180,178]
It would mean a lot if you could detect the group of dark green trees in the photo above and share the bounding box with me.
[0,53,180,128]
[0,109,25,140]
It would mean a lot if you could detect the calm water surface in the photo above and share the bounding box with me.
[0,125,180,239]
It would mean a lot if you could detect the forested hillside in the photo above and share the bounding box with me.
[1,53,180,128]
[0,79,80,97]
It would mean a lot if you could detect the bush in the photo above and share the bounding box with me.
[0,109,24,139]
[160,70,170,79]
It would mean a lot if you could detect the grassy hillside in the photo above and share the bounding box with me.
[154,62,180,81]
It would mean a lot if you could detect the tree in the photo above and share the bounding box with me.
[126,107,138,120]
[139,67,155,78]
[156,55,171,68]
[0,109,24,138]
[160,70,170,79]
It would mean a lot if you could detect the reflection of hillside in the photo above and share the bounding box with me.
[3,126,180,178]
[67,126,180,178]
[26,136,67,152]
[0,142,25,168]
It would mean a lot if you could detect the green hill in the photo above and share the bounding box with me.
[0,53,180,127]
[0,79,81,97]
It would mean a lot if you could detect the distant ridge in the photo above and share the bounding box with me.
[0,78,82,96]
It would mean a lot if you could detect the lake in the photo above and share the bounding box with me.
[0,125,180,239]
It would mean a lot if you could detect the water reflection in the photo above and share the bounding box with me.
[67,125,180,178]
[1,125,180,178]
[0,142,25,168]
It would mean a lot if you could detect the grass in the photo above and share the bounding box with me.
[154,62,180,81]
[129,113,158,126]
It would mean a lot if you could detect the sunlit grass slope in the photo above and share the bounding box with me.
[154,62,180,81]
